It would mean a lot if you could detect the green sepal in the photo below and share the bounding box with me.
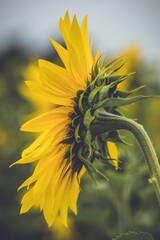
[91,57,100,80]
[83,109,95,129]
[109,72,135,87]
[84,130,92,159]
[72,115,81,127]
[94,151,116,163]
[107,131,128,145]
[114,85,145,98]
[91,57,123,82]
[88,85,104,104]
[69,143,75,166]
[74,124,81,143]
[98,85,110,101]
[104,56,123,69]
[100,57,125,78]
[77,147,109,183]
[107,59,131,76]
[82,110,94,159]
[78,91,86,113]
[94,95,152,109]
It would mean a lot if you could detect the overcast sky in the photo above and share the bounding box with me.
[0,0,160,60]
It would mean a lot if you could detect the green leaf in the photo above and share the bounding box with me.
[112,231,154,240]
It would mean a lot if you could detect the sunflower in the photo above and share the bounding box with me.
[11,11,153,227]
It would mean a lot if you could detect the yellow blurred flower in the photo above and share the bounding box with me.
[144,99,160,154]
[116,46,141,90]
[51,216,74,240]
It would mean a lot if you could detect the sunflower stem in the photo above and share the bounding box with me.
[91,110,160,204]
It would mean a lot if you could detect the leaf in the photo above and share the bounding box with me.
[112,231,154,240]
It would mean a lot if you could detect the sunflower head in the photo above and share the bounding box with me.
[11,11,148,227]
[62,54,147,180]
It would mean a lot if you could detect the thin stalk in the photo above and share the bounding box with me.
[91,111,160,203]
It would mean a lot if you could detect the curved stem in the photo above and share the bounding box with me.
[91,111,160,204]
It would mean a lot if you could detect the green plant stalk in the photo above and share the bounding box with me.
[91,110,160,203]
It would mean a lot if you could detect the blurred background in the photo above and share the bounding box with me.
[0,0,160,239]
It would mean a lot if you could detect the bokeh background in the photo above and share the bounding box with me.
[0,0,160,239]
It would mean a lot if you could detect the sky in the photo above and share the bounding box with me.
[0,0,160,60]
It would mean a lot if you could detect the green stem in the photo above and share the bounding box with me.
[91,110,160,204]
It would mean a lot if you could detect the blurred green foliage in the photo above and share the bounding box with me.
[113,231,154,240]
[0,46,160,240]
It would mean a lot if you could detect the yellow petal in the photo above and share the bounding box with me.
[43,182,55,226]
[39,60,77,94]
[18,176,33,191]
[21,107,71,132]
[48,166,70,226]
[69,172,79,214]
[50,38,69,69]
[26,80,73,106]
[20,188,34,214]
[107,141,119,170]
[69,16,87,74]
[81,15,93,74]
[69,167,85,214]
[60,172,72,227]
[33,149,67,202]
[67,42,86,88]
[59,11,71,45]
